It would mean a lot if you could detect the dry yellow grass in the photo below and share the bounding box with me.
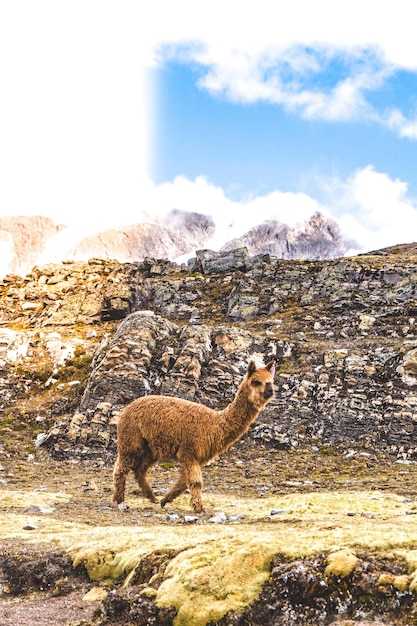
[2,487,417,625]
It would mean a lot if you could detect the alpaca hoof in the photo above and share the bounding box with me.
[117,501,129,511]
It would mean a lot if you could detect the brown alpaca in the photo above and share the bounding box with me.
[112,360,275,513]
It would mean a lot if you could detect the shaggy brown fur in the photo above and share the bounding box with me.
[112,360,275,513]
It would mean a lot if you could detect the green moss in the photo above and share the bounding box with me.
[16,363,52,383]
[318,445,337,456]
[56,351,93,383]
[12,423,26,432]
[156,538,274,626]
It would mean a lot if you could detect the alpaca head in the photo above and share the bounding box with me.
[244,360,275,409]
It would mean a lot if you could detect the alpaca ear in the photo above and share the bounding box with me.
[247,361,256,377]
[266,361,276,377]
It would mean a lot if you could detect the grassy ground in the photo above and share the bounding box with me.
[2,432,417,625]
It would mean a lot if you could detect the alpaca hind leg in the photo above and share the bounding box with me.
[160,467,187,508]
[112,454,129,506]
[133,455,157,504]
[185,462,204,513]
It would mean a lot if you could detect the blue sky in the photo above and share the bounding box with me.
[154,61,417,203]
[2,1,417,263]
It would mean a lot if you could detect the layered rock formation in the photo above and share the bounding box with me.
[1,245,417,460]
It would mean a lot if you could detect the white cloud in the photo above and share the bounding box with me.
[150,3,417,133]
[193,45,389,123]
[385,110,417,139]
[326,166,417,251]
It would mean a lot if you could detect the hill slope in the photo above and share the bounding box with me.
[2,246,417,625]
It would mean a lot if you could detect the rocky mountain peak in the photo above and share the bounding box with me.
[0,215,65,277]
[64,209,216,265]
[221,211,353,259]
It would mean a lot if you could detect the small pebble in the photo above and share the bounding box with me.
[271,509,286,516]
[361,512,376,519]
[346,511,356,517]
[184,515,199,524]
[25,507,40,514]
[117,502,129,511]
[165,514,180,522]
[406,511,417,515]
[229,514,245,522]
[23,524,37,531]
[34,433,49,447]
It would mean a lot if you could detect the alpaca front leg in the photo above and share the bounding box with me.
[186,463,204,513]
[161,468,187,508]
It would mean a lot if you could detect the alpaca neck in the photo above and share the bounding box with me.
[216,387,260,450]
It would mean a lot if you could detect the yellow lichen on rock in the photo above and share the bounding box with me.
[377,573,410,591]
[405,549,417,572]
[72,547,119,580]
[324,549,358,578]
[393,574,410,591]
[83,586,108,602]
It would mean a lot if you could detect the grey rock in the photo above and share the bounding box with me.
[208,512,228,524]
[189,247,251,274]
[164,514,180,523]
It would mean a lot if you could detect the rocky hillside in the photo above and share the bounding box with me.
[1,245,417,460]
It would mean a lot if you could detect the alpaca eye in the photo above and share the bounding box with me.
[251,380,262,387]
